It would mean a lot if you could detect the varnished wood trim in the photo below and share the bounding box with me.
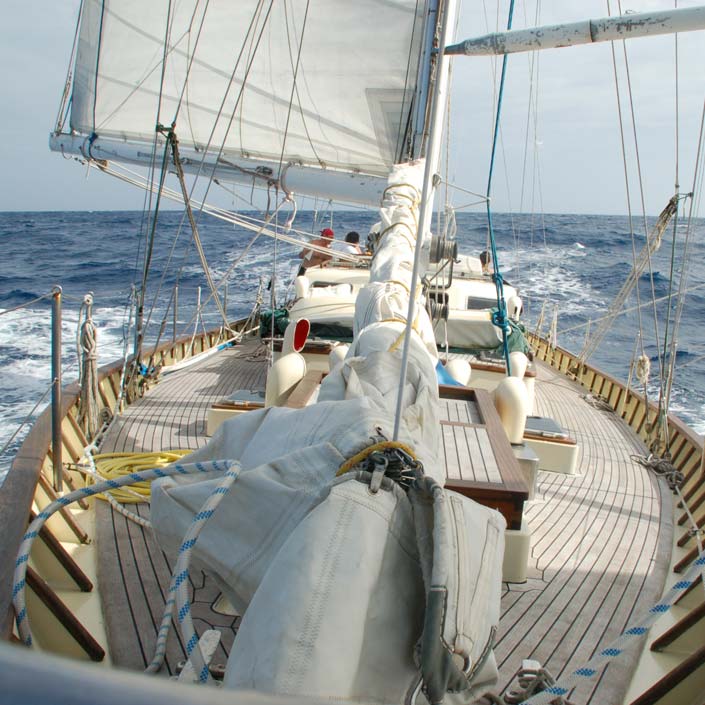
[675,575,702,606]
[26,567,104,662]
[678,489,705,526]
[37,474,89,545]
[673,546,699,573]
[651,601,705,652]
[629,643,705,705]
[523,431,577,446]
[677,515,705,547]
[31,511,93,593]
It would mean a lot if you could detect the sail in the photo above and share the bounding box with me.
[70,0,426,178]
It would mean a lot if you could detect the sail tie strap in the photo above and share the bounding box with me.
[337,441,417,477]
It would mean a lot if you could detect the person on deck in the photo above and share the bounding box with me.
[298,228,335,274]
[334,231,363,256]
[480,249,492,275]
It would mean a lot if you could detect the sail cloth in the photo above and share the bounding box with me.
[71,0,425,177]
[150,162,505,703]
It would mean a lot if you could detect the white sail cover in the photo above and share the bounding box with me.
[71,0,425,176]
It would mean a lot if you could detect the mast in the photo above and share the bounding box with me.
[410,0,440,159]
[392,0,459,441]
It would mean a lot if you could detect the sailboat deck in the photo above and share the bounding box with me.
[95,342,670,702]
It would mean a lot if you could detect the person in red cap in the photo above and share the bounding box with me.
[298,227,335,273]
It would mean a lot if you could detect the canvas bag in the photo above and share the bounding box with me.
[224,471,505,704]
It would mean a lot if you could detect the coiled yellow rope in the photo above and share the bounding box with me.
[336,441,417,477]
[92,450,192,503]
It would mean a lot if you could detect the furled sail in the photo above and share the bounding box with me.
[67,0,425,182]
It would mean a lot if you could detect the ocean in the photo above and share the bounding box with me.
[1,210,704,478]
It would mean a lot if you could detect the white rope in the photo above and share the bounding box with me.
[76,293,101,440]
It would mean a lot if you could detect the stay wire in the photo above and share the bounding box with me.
[142,1,272,340]
[616,0,666,405]
[664,97,705,414]
[485,0,517,376]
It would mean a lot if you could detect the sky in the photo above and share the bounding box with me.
[1,0,703,214]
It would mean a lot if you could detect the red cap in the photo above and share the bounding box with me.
[320,228,334,239]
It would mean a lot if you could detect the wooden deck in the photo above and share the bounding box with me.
[95,344,671,703]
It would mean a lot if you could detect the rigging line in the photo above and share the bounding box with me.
[177,0,212,147]
[142,0,235,302]
[90,160,350,256]
[238,0,268,152]
[0,292,55,316]
[554,280,705,335]
[178,1,274,224]
[177,199,294,332]
[276,0,311,178]
[485,0,517,377]
[167,130,231,330]
[664,98,705,413]
[89,159,359,262]
[133,0,177,338]
[54,0,84,133]
[604,0,646,364]
[281,0,323,166]
[0,382,54,460]
[617,0,666,404]
[142,1,272,337]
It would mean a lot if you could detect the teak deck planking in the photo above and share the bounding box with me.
[95,343,669,704]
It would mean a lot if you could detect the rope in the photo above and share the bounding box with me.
[336,441,417,477]
[76,294,101,440]
[0,292,55,317]
[518,551,705,704]
[633,452,684,491]
[90,450,192,503]
[635,353,651,386]
[504,666,575,705]
[13,459,236,650]
[77,450,154,529]
[146,463,240,681]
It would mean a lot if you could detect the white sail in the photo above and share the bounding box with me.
[67,0,425,180]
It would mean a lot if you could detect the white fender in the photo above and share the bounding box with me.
[494,376,529,444]
[507,295,523,321]
[294,276,310,299]
[265,352,307,407]
[509,351,528,379]
[523,375,536,416]
[444,359,472,386]
[328,344,349,370]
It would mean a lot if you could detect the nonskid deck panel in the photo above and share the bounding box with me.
[96,347,671,702]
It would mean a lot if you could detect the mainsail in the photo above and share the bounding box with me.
[55,0,429,202]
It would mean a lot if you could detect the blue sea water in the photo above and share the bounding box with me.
[1,209,704,477]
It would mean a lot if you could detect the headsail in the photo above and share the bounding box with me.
[56,0,427,201]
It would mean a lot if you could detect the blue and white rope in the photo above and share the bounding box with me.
[145,463,239,682]
[12,459,234,655]
[519,552,705,704]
